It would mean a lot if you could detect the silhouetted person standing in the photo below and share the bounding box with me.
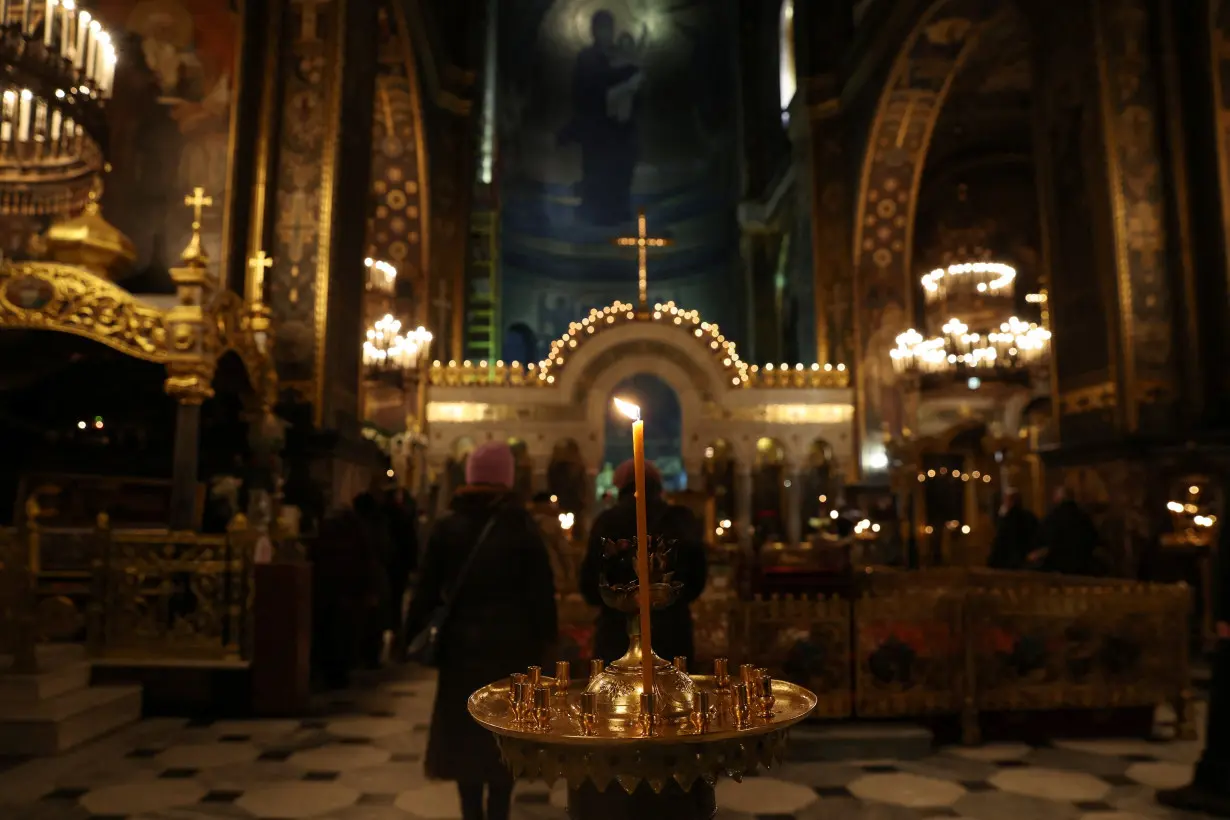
[988,488,1039,570]
[1030,486,1099,576]
[1159,484,1230,816]
[581,460,708,664]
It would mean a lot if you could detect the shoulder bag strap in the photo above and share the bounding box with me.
[441,511,501,605]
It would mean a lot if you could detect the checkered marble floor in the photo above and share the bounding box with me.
[0,665,1209,820]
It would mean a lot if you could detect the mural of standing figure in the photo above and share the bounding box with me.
[558,11,645,226]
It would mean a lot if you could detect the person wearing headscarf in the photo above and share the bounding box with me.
[580,459,708,664]
[404,442,557,820]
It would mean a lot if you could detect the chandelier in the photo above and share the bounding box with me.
[363,314,432,376]
[1,2,117,217]
[890,261,1050,379]
[364,257,396,294]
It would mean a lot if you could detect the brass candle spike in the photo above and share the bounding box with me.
[758,674,776,720]
[673,656,688,673]
[639,692,660,737]
[527,665,542,686]
[690,689,712,734]
[580,691,599,736]
[713,657,731,688]
[509,672,526,700]
[554,661,571,695]
[589,658,605,681]
[733,682,752,729]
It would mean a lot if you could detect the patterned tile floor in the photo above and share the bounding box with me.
[0,665,1210,820]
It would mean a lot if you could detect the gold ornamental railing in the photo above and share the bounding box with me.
[556,569,1192,744]
[88,515,262,662]
[1,506,268,667]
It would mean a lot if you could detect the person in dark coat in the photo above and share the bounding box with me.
[1028,486,1100,575]
[311,506,380,689]
[1158,479,1230,816]
[404,442,558,820]
[353,490,393,667]
[580,459,708,665]
[385,486,420,636]
[987,488,1039,570]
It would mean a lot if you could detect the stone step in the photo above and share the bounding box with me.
[0,684,142,756]
[0,649,91,708]
[788,722,934,762]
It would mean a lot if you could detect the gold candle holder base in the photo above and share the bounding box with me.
[468,672,817,794]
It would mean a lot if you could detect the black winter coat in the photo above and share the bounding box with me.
[580,492,708,664]
[1036,499,1100,576]
[405,487,558,781]
[988,505,1039,570]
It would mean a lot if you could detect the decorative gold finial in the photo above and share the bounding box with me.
[180,187,213,265]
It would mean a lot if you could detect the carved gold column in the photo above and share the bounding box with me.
[165,190,219,531]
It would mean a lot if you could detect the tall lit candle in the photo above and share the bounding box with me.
[17,89,32,142]
[19,0,30,33]
[85,20,98,79]
[613,397,654,699]
[60,0,72,58]
[74,10,88,69]
[43,0,55,47]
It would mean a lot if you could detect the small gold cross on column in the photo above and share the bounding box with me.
[247,249,273,306]
[180,187,213,265]
[614,210,671,312]
[184,186,213,228]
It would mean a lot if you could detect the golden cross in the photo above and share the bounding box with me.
[247,250,273,304]
[613,210,671,312]
[184,187,213,228]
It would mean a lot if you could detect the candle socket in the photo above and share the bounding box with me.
[739,664,758,686]
[532,685,551,731]
[733,682,752,729]
[527,666,542,686]
[554,661,571,695]
[638,692,660,737]
[673,656,688,674]
[588,658,605,682]
[690,689,712,734]
[758,674,776,720]
[511,681,530,724]
[580,691,598,736]
[714,658,731,689]
[509,673,526,700]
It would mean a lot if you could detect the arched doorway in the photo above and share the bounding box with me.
[704,439,737,538]
[601,373,683,493]
[802,438,835,534]
[503,322,538,365]
[547,438,586,514]
[753,437,787,545]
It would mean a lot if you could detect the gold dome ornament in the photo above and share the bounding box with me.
[40,174,136,281]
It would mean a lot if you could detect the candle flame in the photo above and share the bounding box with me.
[613,397,641,421]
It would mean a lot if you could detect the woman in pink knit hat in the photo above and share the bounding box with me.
[404,441,557,820]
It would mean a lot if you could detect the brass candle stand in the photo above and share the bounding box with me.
[468,539,817,820]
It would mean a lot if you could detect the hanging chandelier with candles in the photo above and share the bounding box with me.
[0,1,117,217]
[890,261,1051,379]
[363,313,432,377]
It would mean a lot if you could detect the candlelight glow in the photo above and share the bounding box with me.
[613,397,641,421]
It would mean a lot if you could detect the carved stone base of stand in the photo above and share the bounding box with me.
[567,780,716,820]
